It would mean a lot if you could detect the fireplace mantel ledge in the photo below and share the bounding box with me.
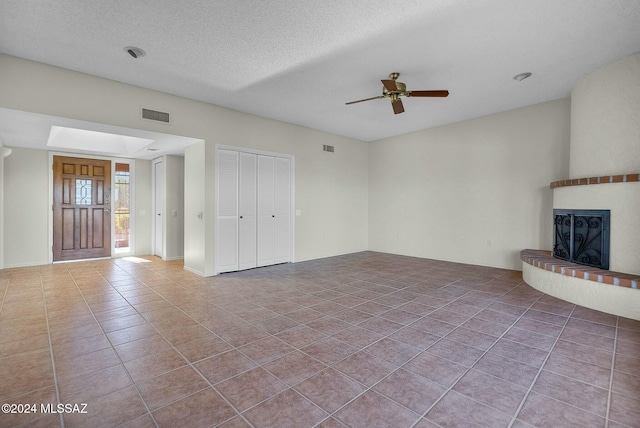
[520,249,640,320]
[550,172,639,189]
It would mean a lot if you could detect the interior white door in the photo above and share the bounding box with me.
[153,160,163,257]
[238,152,257,270]
[256,155,275,267]
[216,150,239,273]
[273,157,291,263]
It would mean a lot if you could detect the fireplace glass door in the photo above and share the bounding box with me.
[553,209,610,270]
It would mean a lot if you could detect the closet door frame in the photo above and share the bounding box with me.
[214,144,295,275]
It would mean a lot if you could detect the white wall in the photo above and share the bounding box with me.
[207,122,370,263]
[0,53,579,273]
[134,159,152,256]
[195,118,369,276]
[554,52,640,275]
[0,54,369,272]
[163,155,185,260]
[3,148,49,267]
[184,142,206,274]
[368,99,571,270]
[570,52,640,177]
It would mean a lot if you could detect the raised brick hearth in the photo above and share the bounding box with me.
[520,249,639,289]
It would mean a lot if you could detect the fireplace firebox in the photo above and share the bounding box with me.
[553,209,610,270]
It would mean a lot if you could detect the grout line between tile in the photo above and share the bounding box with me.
[306,278,526,427]
[299,279,491,425]
[65,262,160,428]
[506,304,577,428]
[40,268,66,428]
[411,285,544,427]
[604,316,619,428]
[111,261,259,428]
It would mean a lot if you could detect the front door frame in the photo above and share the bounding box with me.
[48,152,136,263]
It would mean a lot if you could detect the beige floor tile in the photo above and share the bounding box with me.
[0,253,637,427]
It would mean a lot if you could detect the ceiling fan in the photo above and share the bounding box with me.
[346,72,449,114]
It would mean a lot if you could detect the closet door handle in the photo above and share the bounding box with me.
[240,216,243,219]
[272,215,275,218]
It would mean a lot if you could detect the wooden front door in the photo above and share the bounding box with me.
[53,156,111,261]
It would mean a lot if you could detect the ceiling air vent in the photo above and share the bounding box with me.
[323,144,335,153]
[141,108,170,124]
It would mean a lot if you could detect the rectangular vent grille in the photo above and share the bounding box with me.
[142,108,170,123]
[323,145,335,153]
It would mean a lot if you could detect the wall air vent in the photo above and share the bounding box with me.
[323,145,335,153]
[141,108,170,124]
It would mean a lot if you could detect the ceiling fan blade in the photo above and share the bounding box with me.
[408,90,449,97]
[345,95,385,105]
[381,79,398,91]
[392,99,404,114]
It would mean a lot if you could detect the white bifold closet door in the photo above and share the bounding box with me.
[216,148,292,274]
[238,152,257,270]
[215,150,239,273]
[257,155,292,267]
[257,155,275,267]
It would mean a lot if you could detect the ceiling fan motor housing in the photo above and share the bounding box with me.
[383,81,406,96]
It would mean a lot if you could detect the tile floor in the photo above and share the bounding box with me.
[0,251,639,428]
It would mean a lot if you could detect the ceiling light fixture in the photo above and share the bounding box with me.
[513,72,532,81]
[124,46,146,59]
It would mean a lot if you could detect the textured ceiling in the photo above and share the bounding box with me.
[1,0,640,145]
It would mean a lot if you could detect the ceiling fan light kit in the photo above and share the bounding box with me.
[346,72,449,114]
